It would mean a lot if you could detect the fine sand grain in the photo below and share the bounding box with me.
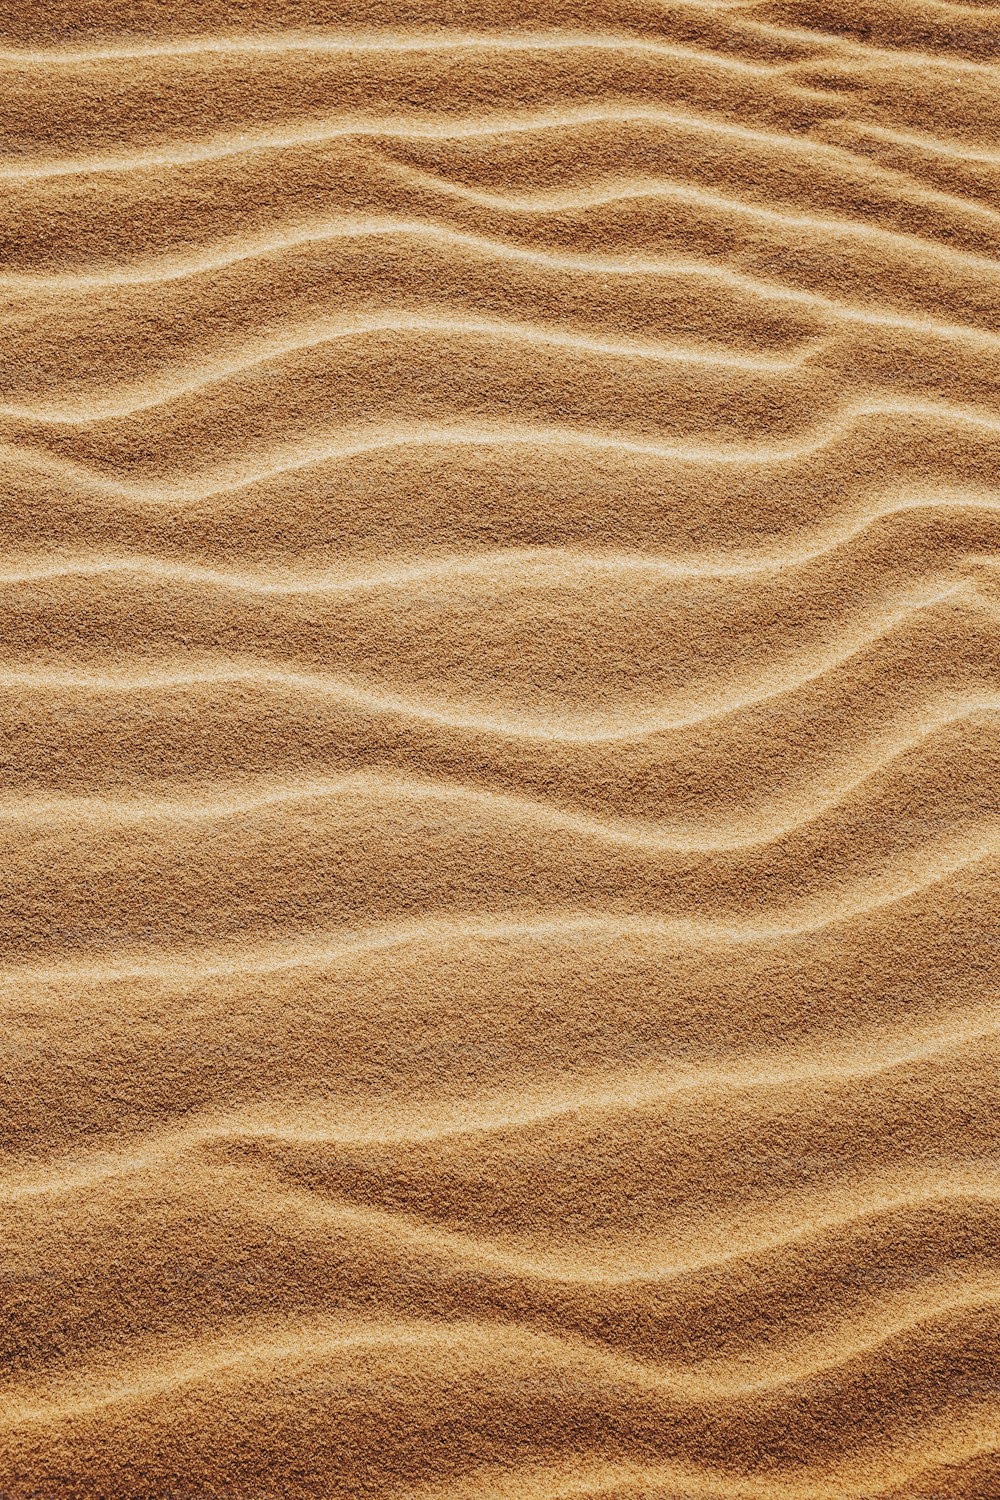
[2,0,999,1495]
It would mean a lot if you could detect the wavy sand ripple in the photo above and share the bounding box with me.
[2,0,998,1496]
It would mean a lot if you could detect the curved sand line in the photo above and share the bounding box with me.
[0,315,823,424]
[3,840,999,990]
[8,401,1000,502]
[4,88,981,226]
[741,15,1000,75]
[1,712,999,847]
[7,221,1000,361]
[3,1017,997,1202]
[392,1443,1000,1500]
[378,153,1000,258]
[7,103,1000,242]
[7,1167,1000,1286]
[4,1294,998,1429]
[0,30,810,71]
[7,487,1000,577]
[0,583,986,736]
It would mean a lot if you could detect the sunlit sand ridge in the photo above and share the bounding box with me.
[2,0,999,1495]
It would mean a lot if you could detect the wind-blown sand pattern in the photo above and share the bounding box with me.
[2,0,1000,1495]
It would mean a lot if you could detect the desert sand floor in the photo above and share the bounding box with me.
[1,0,1000,1495]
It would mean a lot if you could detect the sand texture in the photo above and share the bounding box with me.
[2,0,1000,1495]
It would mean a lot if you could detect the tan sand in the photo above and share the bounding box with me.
[1,0,999,1495]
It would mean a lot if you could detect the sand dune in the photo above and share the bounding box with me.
[2,0,998,1495]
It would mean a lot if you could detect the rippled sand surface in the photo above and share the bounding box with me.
[2,0,1000,1495]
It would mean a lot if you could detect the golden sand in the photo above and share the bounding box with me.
[1,0,999,1494]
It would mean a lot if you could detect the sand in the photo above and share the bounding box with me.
[1,0,999,1495]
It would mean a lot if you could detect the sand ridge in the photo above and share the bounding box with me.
[1,0,999,1495]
